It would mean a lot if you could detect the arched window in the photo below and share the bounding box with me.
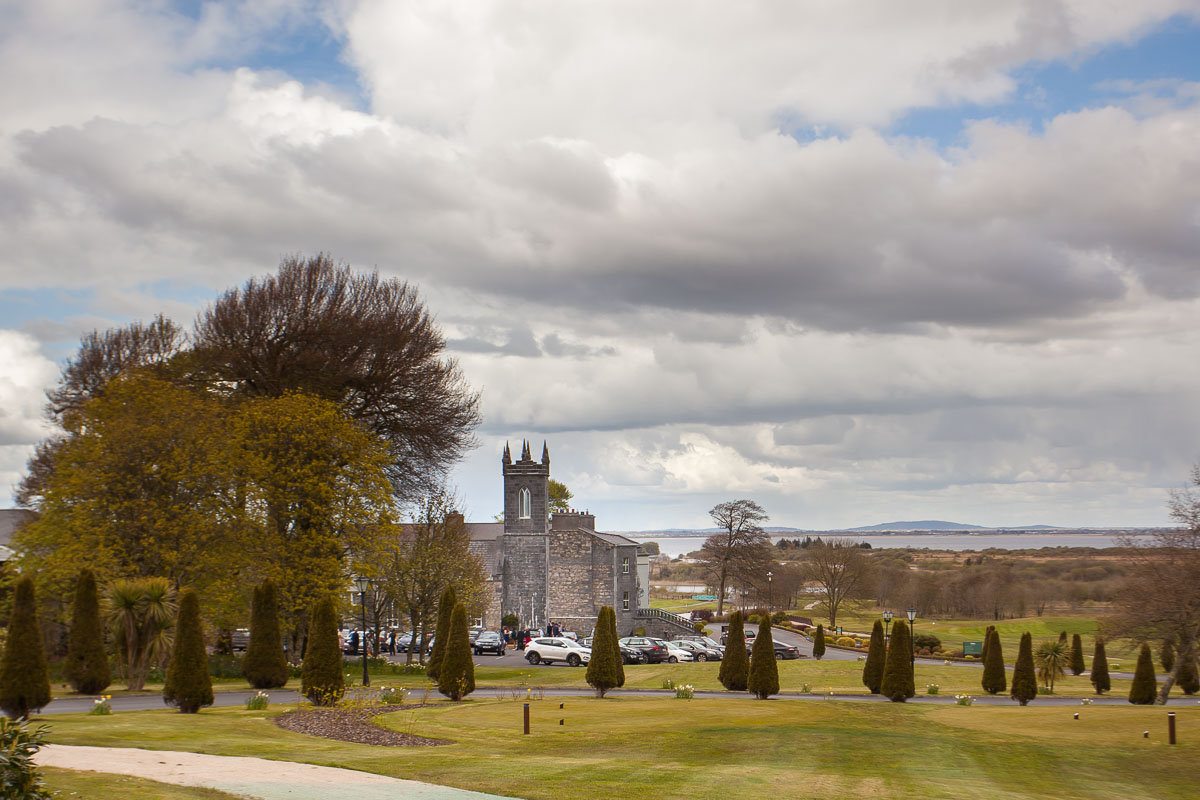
[519,488,531,519]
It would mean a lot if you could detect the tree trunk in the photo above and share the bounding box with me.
[1159,639,1194,704]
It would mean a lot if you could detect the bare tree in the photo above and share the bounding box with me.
[801,539,874,628]
[1111,464,1200,703]
[699,500,769,616]
[192,254,481,497]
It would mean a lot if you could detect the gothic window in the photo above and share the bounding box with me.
[622,591,630,610]
[519,488,531,519]
[622,557,630,574]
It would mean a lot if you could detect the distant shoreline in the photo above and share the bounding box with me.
[620,529,1166,539]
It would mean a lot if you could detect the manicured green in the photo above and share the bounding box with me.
[718,611,748,691]
[242,579,288,689]
[1091,638,1111,695]
[1128,643,1157,705]
[747,613,779,699]
[163,589,213,713]
[43,700,1200,800]
[300,595,344,705]
[1011,632,1037,706]
[981,628,1006,695]
[437,602,475,701]
[1070,633,1085,676]
[585,606,624,698]
[813,624,826,660]
[880,619,915,702]
[65,568,111,695]
[861,620,885,693]
[42,767,242,798]
[0,576,51,719]
[426,585,456,682]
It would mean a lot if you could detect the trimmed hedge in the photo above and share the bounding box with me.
[65,568,110,695]
[163,588,213,713]
[0,577,51,719]
[718,611,749,691]
[426,585,457,682]
[242,579,288,689]
[301,595,344,705]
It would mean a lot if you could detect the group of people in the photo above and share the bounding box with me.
[500,622,566,650]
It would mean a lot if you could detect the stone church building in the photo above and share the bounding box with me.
[467,441,689,638]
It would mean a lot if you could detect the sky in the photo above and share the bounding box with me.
[2,1,1200,531]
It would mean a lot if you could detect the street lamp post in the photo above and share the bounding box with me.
[906,608,918,668]
[882,609,894,647]
[354,576,373,688]
[766,571,773,612]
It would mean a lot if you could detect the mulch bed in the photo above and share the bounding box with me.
[273,704,450,747]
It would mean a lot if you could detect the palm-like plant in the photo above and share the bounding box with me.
[1034,638,1070,692]
[105,577,177,690]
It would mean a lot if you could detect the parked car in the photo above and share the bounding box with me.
[525,637,592,666]
[677,634,725,653]
[748,640,801,660]
[618,637,669,664]
[580,637,649,665]
[721,628,757,646]
[672,639,721,662]
[469,628,484,644]
[396,632,434,653]
[651,638,693,663]
[230,628,250,651]
[474,630,506,656]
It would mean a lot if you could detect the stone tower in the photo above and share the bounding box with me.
[500,440,550,627]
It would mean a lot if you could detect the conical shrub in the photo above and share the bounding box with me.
[437,602,475,701]
[1058,630,1068,644]
[862,620,885,693]
[813,624,826,660]
[1177,655,1199,695]
[1161,639,1176,674]
[65,569,110,695]
[718,611,749,691]
[163,588,213,713]
[879,619,914,702]
[981,625,995,663]
[1090,638,1110,695]
[981,628,1006,695]
[1128,642,1157,705]
[0,577,51,719]
[747,613,779,699]
[585,606,624,698]
[426,585,456,681]
[1070,633,1085,676]
[243,579,288,689]
[301,595,344,706]
[1010,632,1037,706]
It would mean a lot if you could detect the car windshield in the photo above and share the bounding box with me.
[478,632,499,641]
[564,639,587,649]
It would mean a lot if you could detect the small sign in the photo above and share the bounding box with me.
[964,640,983,656]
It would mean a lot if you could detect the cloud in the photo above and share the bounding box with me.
[0,330,57,503]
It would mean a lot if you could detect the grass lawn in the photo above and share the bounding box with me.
[42,766,242,798]
[464,659,1133,697]
[41,698,1199,799]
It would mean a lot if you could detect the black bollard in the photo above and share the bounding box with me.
[524,703,530,735]
[1168,712,1176,745]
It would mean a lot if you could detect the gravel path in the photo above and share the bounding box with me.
[36,745,516,800]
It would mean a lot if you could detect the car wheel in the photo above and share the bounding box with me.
[567,654,581,667]
[668,656,678,663]
[527,652,541,665]
[697,654,707,662]
[775,652,784,660]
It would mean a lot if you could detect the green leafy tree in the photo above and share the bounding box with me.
[426,585,457,682]
[437,603,475,701]
[242,579,288,689]
[1177,655,1199,695]
[548,479,573,513]
[0,577,51,719]
[163,589,213,713]
[0,717,52,799]
[879,619,915,702]
[1034,638,1070,692]
[747,613,779,699]
[813,624,826,660]
[719,611,749,691]
[981,628,1006,695]
[1161,638,1176,673]
[301,595,344,706]
[861,620,885,693]
[1070,633,1085,676]
[1090,638,1111,695]
[585,606,624,698]
[105,577,176,691]
[65,569,110,694]
[1128,642,1157,705]
[1010,632,1038,706]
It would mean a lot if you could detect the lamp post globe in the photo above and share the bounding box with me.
[766,571,773,612]
[354,576,373,687]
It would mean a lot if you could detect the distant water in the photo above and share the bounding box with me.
[629,532,1150,559]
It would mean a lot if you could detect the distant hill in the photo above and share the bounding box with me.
[850,520,984,531]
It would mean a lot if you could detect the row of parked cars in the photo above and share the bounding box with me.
[523,633,747,667]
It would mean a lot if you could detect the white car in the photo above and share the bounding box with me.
[525,637,592,667]
[651,638,694,663]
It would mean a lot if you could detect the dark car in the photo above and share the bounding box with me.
[748,640,801,660]
[474,630,506,656]
[673,639,722,662]
[620,645,648,665]
[396,632,434,653]
[618,636,669,664]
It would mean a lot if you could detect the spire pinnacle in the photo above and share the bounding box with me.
[541,440,550,465]
[502,441,511,465]
[521,439,531,461]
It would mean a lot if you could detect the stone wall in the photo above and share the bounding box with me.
[500,534,548,628]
